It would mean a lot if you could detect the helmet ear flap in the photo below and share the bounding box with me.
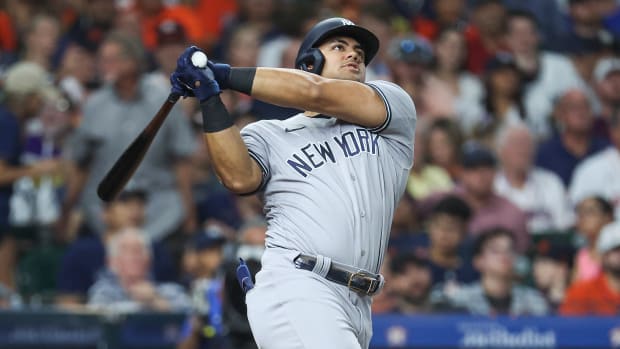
[296,48,325,75]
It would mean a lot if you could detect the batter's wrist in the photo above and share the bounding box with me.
[200,95,234,133]
[228,67,256,95]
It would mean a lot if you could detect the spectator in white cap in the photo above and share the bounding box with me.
[0,62,63,290]
[561,221,620,315]
[592,57,620,139]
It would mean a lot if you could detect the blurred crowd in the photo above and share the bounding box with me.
[1,0,620,348]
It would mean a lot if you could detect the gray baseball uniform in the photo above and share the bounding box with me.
[241,80,416,349]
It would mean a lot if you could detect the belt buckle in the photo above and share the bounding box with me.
[347,271,378,296]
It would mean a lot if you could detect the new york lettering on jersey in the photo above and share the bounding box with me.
[286,127,380,177]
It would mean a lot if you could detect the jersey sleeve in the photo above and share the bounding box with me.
[366,80,417,165]
[240,121,272,192]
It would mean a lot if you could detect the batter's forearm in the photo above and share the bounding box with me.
[203,128,262,194]
[249,68,386,128]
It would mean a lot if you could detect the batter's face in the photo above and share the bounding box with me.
[317,36,366,82]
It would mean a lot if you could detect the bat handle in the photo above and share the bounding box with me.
[168,92,180,103]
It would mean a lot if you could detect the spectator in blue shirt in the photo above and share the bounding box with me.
[535,88,609,187]
[426,195,479,287]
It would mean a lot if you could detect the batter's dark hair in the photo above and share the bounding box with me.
[472,227,516,257]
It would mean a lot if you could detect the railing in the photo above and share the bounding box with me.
[1,311,620,348]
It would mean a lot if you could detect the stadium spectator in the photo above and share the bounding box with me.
[389,253,436,314]
[56,41,98,108]
[468,53,526,144]
[406,118,454,201]
[466,0,508,75]
[10,90,74,222]
[61,31,197,242]
[592,57,620,139]
[56,0,117,56]
[494,123,575,234]
[425,26,484,125]
[446,228,549,315]
[426,195,478,286]
[426,118,464,181]
[569,105,620,218]
[424,142,530,252]
[388,193,424,256]
[572,196,614,282]
[56,190,175,307]
[87,228,190,313]
[536,88,609,187]
[530,236,575,310]
[560,221,620,315]
[178,226,228,349]
[411,0,469,42]
[135,0,204,52]
[502,0,567,50]
[21,14,60,72]
[0,62,63,290]
[385,34,434,116]
[148,18,196,118]
[505,9,587,139]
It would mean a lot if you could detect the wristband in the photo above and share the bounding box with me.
[229,67,256,95]
[200,95,234,133]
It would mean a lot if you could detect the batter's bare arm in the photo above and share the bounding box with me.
[251,68,387,128]
[203,127,263,194]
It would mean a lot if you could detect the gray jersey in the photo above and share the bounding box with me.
[241,80,416,273]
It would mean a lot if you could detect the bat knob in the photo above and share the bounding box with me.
[191,51,208,68]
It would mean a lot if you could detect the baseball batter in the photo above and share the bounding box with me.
[171,18,416,349]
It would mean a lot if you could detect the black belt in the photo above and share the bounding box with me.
[293,254,382,296]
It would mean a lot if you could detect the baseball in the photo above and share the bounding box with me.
[191,51,208,68]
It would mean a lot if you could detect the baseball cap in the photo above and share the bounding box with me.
[597,221,620,254]
[594,58,620,83]
[156,18,187,46]
[3,62,56,98]
[461,141,497,169]
[190,225,226,251]
[387,36,434,66]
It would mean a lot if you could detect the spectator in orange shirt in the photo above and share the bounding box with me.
[560,221,620,315]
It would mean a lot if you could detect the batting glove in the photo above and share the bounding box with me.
[172,46,222,102]
[207,61,231,90]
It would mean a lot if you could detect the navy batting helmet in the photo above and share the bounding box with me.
[295,17,379,74]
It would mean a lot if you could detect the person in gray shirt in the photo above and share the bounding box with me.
[62,31,196,241]
[445,227,549,316]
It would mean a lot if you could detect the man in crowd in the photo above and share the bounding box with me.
[495,123,574,234]
[446,228,549,316]
[56,189,174,307]
[62,31,196,242]
[536,88,609,187]
[570,103,620,218]
[88,228,190,312]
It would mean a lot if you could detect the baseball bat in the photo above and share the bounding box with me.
[97,50,209,202]
[96,93,180,202]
